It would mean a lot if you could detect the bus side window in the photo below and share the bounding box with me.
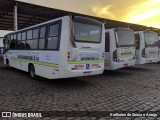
[135,34,140,50]
[26,29,38,50]
[17,33,21,41]
[32,28,39,49]
[105,33,110,52]
[10,41,17,50]
[10,34,18,50]
[39,26,46,49]
[47,24,59,50]
[17,32,23,50]
[14,34,17,41]
[27,30,32,40]
[11,35,13,41]
[18,42,25,50]
[22,32,26,41]
[18,31,26,50]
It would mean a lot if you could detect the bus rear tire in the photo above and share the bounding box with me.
[29,64,37,80]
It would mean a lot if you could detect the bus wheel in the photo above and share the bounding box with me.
[29,64,37,80]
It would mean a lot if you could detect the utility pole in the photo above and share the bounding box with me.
[14,2,18,31]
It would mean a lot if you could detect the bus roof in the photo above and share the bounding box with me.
[5,15,103,37]
[105,27,134,32]
[135,30,158,34]
[5,16,68,36]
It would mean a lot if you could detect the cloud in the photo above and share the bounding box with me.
[126,8,160,23]
[124,0,160,22]
[92,5,115,19]
[17,0,160,28]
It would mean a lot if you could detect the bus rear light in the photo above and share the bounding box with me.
[142,48,146,58]
[67,52,71,61]
[75,65,84,69]
[124,64,128,67]
[68,52,71,59]
[113,50,117,62]
[102,53,105,58]
[72,65,84,70]
[92,64,100,68]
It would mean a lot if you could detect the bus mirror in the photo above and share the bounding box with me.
[3,38,5,44]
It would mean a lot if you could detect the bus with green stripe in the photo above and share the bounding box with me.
[105,27,136,70]
[134,31,159,64]
[158,36,160,61]
[3,16,105,79]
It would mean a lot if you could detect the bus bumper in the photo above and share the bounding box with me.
[105,60,136,70]
[136,58,147,65]
[146,58,158,63]
[59,67,104,78]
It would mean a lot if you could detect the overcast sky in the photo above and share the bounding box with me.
[19,0,160,28]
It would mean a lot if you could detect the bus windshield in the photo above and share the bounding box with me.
[117,29,135,47]
[74,17,102,43]
[145,32,159,46]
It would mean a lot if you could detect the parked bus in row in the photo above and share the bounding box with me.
[3,16,105,79]
[158,36,160,61]
[105,27,136,70]
[134,31,159,64]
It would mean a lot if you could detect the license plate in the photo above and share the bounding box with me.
[124,64,128,67]
[83,72,91,76]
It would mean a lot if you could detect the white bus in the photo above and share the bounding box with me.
[134,31,159,64]
[105,27,136,70]
[158,36,160,61]
[3,16,105,79]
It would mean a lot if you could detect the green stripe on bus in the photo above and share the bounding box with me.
[6,52,12,55]
[147,54,157,56]
[68,60,103,64]
[11,57,59,68]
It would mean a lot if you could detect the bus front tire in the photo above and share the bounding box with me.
[29,65,37,80]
